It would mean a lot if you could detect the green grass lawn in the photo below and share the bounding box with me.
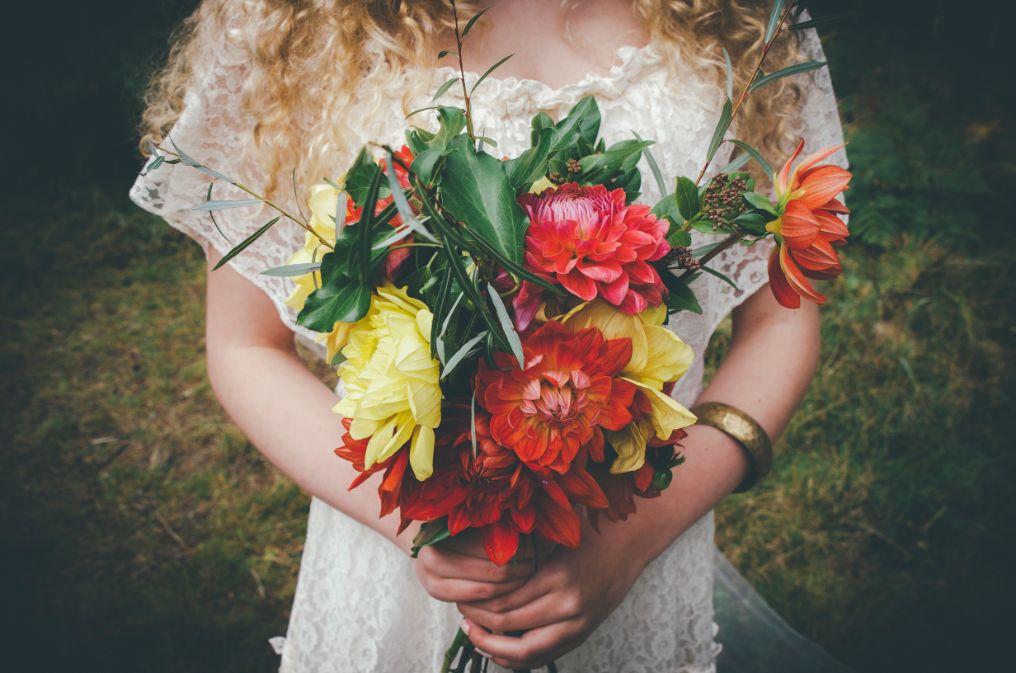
[2,1,1014,672]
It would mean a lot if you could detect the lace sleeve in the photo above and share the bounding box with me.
[128,30,316,344]
[695,23,848,333]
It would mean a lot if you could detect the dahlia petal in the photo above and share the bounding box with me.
[482,522,521,566]
[409,425,435,481]
[777,138,806,196]
[606,419,653,473]
[798,165,852,210]
[779,245,826,305]
[794,237,841,273]
[560,467,609,509]
[600,274,630,306]
[792,143,847,189]
[576,259,624,282]
[767,247,801,309]
[559,269,599,301]
[780,201,821,250]
[534,485,581,548]
[820,198,850,214]
[815,210,850,242]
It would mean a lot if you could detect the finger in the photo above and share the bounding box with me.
[421,546,536,583]
[463,563,558,612]
[457,590,571,633]
[423,577,528,604]
[463,618,581,670]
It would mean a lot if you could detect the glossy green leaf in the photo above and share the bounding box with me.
[382,148,438,243]
[743,192,778,215]
[734,210,772,235]
[440,135,528,264]
[431,106,468,151]
[297,257,372,330]
[506,126,555,189]
[675,176,701,221]
[344,148,382,208]
[550,96,601,152]
[212,217,279,271]
[750,60,827,92]
[661,271,703,314]
[461,7,489,37]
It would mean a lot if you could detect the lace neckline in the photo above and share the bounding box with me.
[432,40,664,108]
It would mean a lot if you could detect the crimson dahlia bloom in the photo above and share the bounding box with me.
[477,320,636,474]
[766,140,852,308]
[514,183,670,329]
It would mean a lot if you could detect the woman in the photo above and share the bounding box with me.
[132,1,848,671]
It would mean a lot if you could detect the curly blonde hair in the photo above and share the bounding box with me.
[141,0,804,195]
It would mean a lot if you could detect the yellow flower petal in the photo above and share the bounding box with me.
[622,377,697,440]
[605,418,654,474]
[410,425,436,480]
[636,325,693,388]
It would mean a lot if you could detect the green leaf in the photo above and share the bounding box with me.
[410,519,452,558]
[461,7,489,37]
[356,165,384,279]
[750,60,827,92]
[440,135,528,265]
[734,210,772,235]
[441,330,488,380]
[344,148,382,208]
[675,176,701,221]
[435,291,465,365]
[506,126,555,189]
[661,271,703,314]
[212,217,280,271]
[577,139,653,186]
[722,47,734,101]
[470,54,514,96]
[530,111,555,144]
[764,0,787,43]
[192,199,261,211]
[437,50,455,59]
[297,255,373,330]
[727,139,774,178]
[692,242,724,257]
[707,98,733,162]
[550,96,601,152]
[432,76,459,102]
[667,229,692,248]
[743,192,777,215]
[701,264,740,290]
[170,139,235,183]
[652,193,684,231]
[382,148,438,243]
[635,132,668,196]
[431,106,468,151]
[486,283,524,367]
[410,147,445,187]
[260,262,322,277]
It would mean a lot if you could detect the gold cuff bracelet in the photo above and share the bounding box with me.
[691,402,773,493]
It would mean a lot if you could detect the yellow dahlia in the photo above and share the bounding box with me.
[333,285,442,480]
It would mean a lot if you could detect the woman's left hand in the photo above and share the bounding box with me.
[457,516,650,670]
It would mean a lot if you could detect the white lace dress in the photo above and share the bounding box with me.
[131,26,847,673]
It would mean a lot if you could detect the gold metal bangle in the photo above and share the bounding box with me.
[691,402,773,493]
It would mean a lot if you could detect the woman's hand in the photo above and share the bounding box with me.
[456,517,649,670]
[414,530,538,605]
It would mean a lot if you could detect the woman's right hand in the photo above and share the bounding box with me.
[414,531,538,604]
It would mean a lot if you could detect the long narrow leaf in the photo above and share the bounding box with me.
[486,283,524,367]
[430,265,454,360]
[722,48,734,101]
[205,183,232,245]
[700,264,740,290]
[192,199,262,211]
[432,77,460,102]
[260,262,322,277]
[727,139,775,178]
[441,331,488,380]
[764,0,787,43]
[470,54,514,96]
[717,151,752,174]
[435,291,465,365]
[170,138,234,183]
[461,7,489,37]
[706,98,733,162]
[634,131,668,196]
[383,148,439,243]
[749,60,827,92]
[212,217,280,270]
[357,166,384,279]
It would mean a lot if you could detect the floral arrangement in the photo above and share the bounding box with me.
[143,1,851,670]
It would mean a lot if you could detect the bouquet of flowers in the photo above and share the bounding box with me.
[144,2,851,670]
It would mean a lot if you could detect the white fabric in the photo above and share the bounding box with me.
[130,26,847,673]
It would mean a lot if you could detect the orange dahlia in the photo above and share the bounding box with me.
[477,320,636,474]
[400,407,607,565]
[766,139,852,308]
[513,183,669,329]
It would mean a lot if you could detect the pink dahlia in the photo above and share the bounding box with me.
[513,183,670,329]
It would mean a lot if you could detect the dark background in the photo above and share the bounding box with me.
[2,2,1014,672]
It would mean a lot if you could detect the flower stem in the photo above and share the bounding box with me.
[678,233,741,281]
[693,2,797,186]
[450,0,476,141]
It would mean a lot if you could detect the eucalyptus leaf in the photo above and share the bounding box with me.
[170,139,234,183]
[722,47,734,101]
[470,54,514,96]
[717,151,752,175]
[700,264,740,290]
[260,262,322,277]
[486,283,524,367]
[706,98,733,162]
[441,330,488,380]
[212,217,280,271]
[435,292,465,365]
[764,0,787,43]
[192,199,262,211]
[750,60,827,92]
[635,132,668,196]
[432,77,460,102]
[727,139,774,178]
[461,7,489,38]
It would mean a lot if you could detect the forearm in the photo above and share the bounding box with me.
[612,289,821,564]
[204,257,411,552]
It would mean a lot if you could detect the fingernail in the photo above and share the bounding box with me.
[460,620,471,636]
[475,647,493,659]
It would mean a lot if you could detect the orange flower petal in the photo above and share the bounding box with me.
[815,210,849,242]
[780,245,826,305]
[767,247,801,309]
[792,143,846,188]
[798,165,852,210]
[794,237,841,272]
[780,201,821,250]
[777,138,805,196]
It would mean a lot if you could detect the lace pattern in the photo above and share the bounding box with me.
[129,25,846,673]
